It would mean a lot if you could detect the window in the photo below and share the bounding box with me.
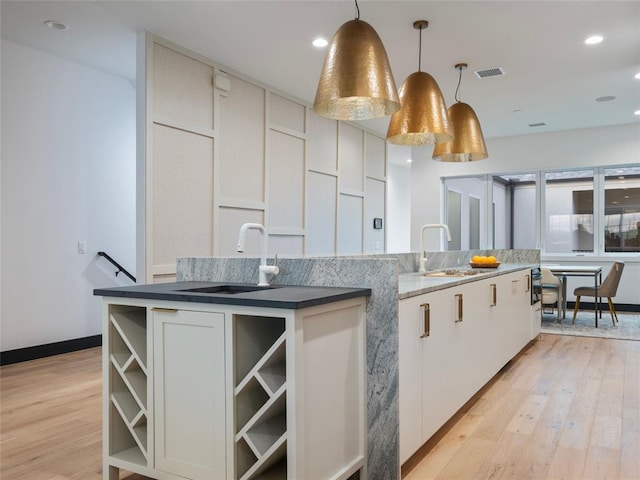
[492,173,537,249]
[604,167,640,253]
[443,176,486,251]
[544,170,594,253]
[442,164,640,256]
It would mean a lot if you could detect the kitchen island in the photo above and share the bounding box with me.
[117,249,538,479]
[96,282,370,480]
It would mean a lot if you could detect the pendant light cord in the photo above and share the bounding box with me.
[455,65,463,103]
[354,0,360,19]
[418,26,422,72]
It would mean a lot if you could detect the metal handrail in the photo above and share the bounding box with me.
[97,251,136,283]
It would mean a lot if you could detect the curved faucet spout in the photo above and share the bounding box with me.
[418,224,452,273]
[237,223,279,286]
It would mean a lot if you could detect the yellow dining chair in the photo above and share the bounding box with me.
[573,262,625,325]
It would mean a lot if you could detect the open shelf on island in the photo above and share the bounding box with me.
[110,305,147,368]
[107,304,148,468]
[234,314,287,480]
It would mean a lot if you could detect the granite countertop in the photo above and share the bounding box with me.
[399,263,536,300]
[94,281,371,310]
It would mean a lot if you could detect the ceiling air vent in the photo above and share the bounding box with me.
[474,66,506,79]
[529,122,546,127]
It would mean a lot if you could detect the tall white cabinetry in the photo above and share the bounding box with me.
[102,296,367,480]
[399,270,537,464]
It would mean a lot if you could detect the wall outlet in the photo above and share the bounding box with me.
[78,241,87,254]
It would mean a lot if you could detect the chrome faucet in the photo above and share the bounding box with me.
[418,224,452,273]
[236,223,280,286]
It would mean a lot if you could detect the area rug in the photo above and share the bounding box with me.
[541,309,640,341]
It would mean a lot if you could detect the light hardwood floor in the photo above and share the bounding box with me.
[1,334,638,479]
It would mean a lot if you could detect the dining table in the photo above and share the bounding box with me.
[541,264,603,327]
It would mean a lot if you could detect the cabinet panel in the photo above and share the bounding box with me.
[153,44,214,129]
[398,296,423,464]
[153,309,226,479]
[219,75,265,203]
[269,235,304,256]
[152,124,214,267]
[307,111,337,173]
[301,304,365,479]
[306,172,336,256]
[365,132,386,179]
[338,123,364,193]
[268,131,304,229]
[270,93,305,133]
[337,194,363,255]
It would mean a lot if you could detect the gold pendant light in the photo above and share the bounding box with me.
[433,63,488,162]
[386,20,452,145]
[313,1,400,121]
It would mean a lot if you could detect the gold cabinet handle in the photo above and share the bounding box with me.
[420,303,430,338]
[455,293,463,322]
[151,307,178,313]
[525,274,531,292]
[490,283,497,307]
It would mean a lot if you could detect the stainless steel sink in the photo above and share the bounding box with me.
[178,285,282,295]
[423,269,480,277]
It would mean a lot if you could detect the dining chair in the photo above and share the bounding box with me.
[541,268,563,322]
[572,261,625,325]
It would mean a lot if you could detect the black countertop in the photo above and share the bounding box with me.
[94,281,372,310]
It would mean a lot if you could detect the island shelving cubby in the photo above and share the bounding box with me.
[234,315,288,480]
[106,305,149,467]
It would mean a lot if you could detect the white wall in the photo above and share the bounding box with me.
[407,123,640,304]
[1,40,136,351]
[387,145,412,253]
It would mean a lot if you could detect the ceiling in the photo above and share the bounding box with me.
[2,1,639,140]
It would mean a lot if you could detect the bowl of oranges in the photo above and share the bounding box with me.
[469,255,501,268]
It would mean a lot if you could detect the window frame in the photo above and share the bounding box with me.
[441,163,640,259]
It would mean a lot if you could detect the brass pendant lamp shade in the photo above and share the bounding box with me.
[433,63,488,162]
[386,20,452,145]
[313,18,401,120]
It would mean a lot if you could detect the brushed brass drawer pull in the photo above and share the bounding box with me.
[455,293,463,322]
[420,303,430,338]
[490,283,497,307]
[525,274,531,292]
[151,307,178,313]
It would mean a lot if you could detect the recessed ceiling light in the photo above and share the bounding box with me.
[635,110,640,116]
[584,35,603,45]
[406,158,412,163]
[44,20,68,30]
[596,96,616,102]
[312,38,328,48]
[635,72,640,80]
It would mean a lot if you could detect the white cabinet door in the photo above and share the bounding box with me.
[398,295,426,464]
[399,290,446,464]
[452,282,487,406]
[153,309,226,479]
[419,290,448,443]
